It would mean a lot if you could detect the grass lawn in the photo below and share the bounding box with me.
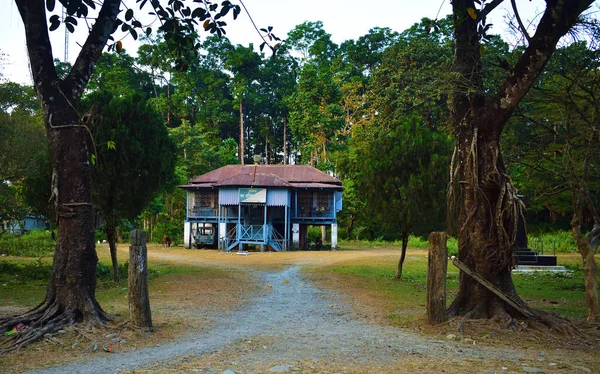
[304,248,599,325]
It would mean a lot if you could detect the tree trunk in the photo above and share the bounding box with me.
[447,0,592,323]
[581,249,599,321]
[106,224,120,282]
[283,113,288,165]
[571,199,600,321]
[448,133,525,320]
[239,97,244,165]
[394,231,409,280]
[346,214,355,236]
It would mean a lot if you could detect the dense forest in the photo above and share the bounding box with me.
[2,16,597,243]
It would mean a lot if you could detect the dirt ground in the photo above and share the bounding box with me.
[1,245,599,374]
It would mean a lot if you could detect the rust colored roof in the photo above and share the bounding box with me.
[219,173,291,187]
[183,165,342,189]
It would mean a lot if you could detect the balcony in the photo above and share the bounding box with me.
[188,206,217,218]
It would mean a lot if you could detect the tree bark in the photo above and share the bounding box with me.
[427,232,448,324]
[448,0,593,321]
[106,223,120,282]
[239,97,244,164]
[283,113,288,165]
[579,245,599,321]
[394,231,409,280]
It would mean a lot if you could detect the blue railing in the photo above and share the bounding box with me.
[188,206,217,217]
[268,226,285,251]
[239,224,266,241]
[295,206,334,219]
[224,224,286,252]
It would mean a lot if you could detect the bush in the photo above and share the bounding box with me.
[0,230,55,257]
[96,261,129,281]
[152,214,183,246]
[528,230,577,253]
[406,235,458,256]
[95,230,107,243]
[0,259,131,281]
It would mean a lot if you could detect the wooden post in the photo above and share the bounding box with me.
[427,231,448,324]
[128,230,153,330]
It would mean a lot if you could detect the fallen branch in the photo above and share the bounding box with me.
[452,258,535,319]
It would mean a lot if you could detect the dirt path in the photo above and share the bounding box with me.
[28,263,537,374]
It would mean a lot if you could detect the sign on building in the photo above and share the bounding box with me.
[239,188,267,204]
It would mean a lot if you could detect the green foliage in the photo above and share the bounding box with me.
[0,230,55,257]
[0,83,48,226]
[287,60,344,166]
[18,147,54,222]
[168,121,238,178]
[0,259,130,282]
[340,235,459,256]
[286,21,338,61]
[95,261,130,281]
[85,87,177,245]
[342,116,451,242]
[151,212,184,246]
[0,183,28,231]
[87,53,154,97]
[528,230,578,253]
[504,41,600,225]
[95,230,107,243]
[0,82,52,224]
[0,83,45,182]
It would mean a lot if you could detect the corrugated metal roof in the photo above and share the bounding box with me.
[219,173,291,187]
[289,183,341,189]
[186,165,342,189]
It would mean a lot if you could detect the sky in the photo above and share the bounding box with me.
[0,0,561,85]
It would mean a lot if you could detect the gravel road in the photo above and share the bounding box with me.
[28,266,533,374]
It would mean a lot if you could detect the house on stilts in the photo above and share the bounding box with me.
[179,165,343,251]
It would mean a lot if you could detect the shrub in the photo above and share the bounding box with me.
[0,230,55,257]
[21,258,53,280]
[96,261,129,281]
[0,259,132,281]
[528,230,577,253]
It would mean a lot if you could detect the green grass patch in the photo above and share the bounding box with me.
[0,254,220,314]
[321,255,459,326]
[339,236,459,256]
[512,271,590,319]
[339,230,584,255]
[318,252,596,325]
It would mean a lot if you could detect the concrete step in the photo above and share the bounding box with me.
[513,265,568,273]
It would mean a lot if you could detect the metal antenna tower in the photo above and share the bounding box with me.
[62,6,69,62]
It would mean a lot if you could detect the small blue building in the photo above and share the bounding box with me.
[179,165,343,251]
[1,214,49,235]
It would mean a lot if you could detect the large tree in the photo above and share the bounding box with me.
[0,0,239,351]
[447,0,594,325]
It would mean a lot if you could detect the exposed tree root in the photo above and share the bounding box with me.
[443,312,600,351]
[0,298,111,354]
